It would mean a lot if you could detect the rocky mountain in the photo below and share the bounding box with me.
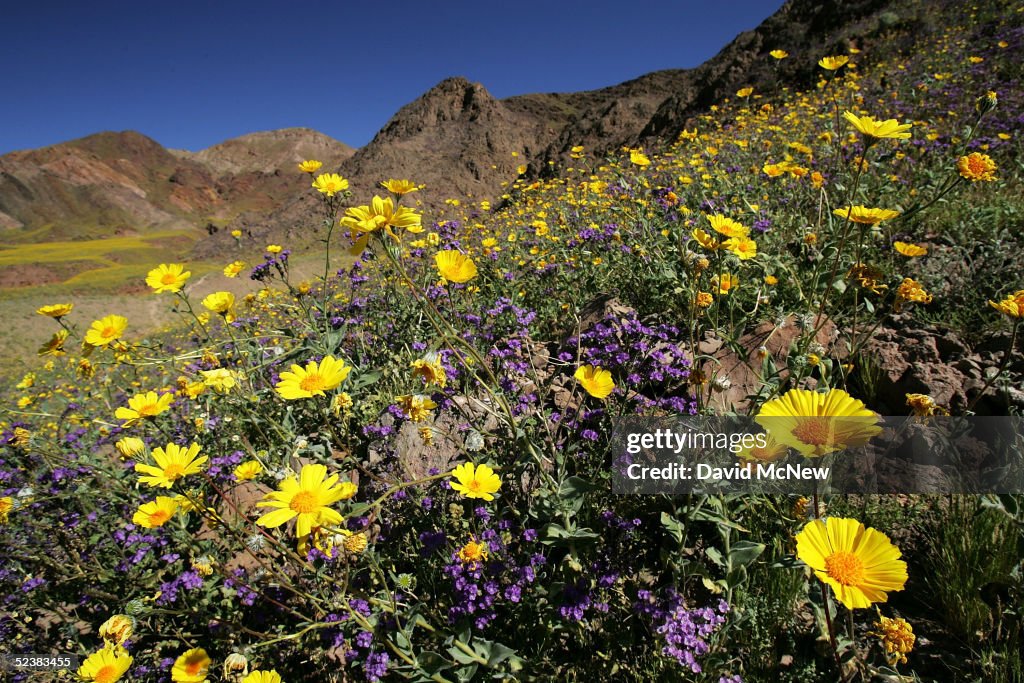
[217,0,914,251]
[172,128,354,176]
[0,128,353,243]
[1,0,911,254]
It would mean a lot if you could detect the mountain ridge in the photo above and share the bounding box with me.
[0,0,914,259]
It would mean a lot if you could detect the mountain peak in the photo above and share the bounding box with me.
[179,128,355,176]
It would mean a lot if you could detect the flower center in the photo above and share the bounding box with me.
[94,664,119,683]
[184,661,203,676]
[466,479,482,493]
[150,510,171,525]
[137,403,159,417]
[101,326,118,339]
[824,550,865,586]
[163,463,185,480]
[161,272,178,285]
[791,417,835,447]
[290,490,319,514]
[299,373,327,393]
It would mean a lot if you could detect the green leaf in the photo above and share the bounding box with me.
[486,642,517,667]
[705,547,725,567]
[689,507,750,532]
[415,651,448,676]
[728,540,766,569]
[660,512,686,545]
[557,476,599,513]
[448,646,483,665]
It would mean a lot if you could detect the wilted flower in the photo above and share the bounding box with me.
[396,394,437,422]
[343,532,368,554]
[98,614,134,647]
[222,653,249,682]
[977,90,998,114]
[847,263,888,295]
[115,437,146,460]
[457,537,488,565]
[906,393,946,417]
[989,290,1024,318]
[894,278,932,312]
[39,329,69,356]
[871,613,915,665]
[957,152,997,182]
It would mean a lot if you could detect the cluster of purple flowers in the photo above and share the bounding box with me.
[114,525,172,572]
[559,310,697,423]
[565,222,621,249]
[433,522,544,631]
[206,450,244,482]
[320,604,390,682]
[250,249,291,282]
[635,588,730,673]
[224,568,259,607]
[155,569,204,606]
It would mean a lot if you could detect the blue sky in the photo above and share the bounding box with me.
[0,1,784,155]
